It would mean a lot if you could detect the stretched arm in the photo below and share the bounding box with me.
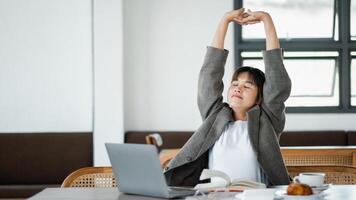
[261,12,280,50]
[198,9,245,119]
[211,8,245,49]
[240,11,291,134]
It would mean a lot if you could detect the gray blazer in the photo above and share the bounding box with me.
[164,47,292,186]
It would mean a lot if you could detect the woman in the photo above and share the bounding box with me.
[164,8,292,186]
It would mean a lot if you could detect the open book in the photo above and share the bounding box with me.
[194,169,266,191]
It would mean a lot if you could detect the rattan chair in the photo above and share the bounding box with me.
[287,165,356,184]
[61,167,117,188]
[281,147,356,166]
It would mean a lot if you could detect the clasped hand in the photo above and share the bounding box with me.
[223,8,270,25]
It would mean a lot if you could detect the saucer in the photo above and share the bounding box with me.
[311,184,331,193]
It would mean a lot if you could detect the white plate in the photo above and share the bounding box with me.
[275,191,325,200]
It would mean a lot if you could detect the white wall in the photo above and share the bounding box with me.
[123,0,235,131]
[93,0,124,166]
[0,0,124,166]
[123,0,356,132]
[0,0,93,132]
[286,114,356,131]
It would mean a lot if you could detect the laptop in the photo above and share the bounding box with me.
[105,143,196,198]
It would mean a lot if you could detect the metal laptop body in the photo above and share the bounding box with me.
[105,143,196,198]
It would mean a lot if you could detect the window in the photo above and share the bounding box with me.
[242,52,339,107]
[234,0,356,113]
[352,0,356,40]
[242,0,336,39]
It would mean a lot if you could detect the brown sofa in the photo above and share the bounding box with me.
[125,131,356,150]
[0,132,93,198]
[2,131,355,198]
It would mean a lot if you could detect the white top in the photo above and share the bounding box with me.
[209,120,261,184]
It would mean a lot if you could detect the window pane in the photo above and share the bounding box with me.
[352,59,356,105]
[242,56,339,107]
[352,0,356,40]
[242,0,335,39]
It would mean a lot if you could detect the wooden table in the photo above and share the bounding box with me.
[28,185,356,200]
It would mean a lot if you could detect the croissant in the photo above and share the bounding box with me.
[287,183,313,195]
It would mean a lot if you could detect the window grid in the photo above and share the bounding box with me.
[234,0,356,113]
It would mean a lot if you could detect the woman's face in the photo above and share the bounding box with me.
[228,72,259,111]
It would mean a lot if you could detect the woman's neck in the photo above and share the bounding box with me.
[233,110,248,121]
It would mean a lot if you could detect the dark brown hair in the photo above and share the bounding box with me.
[231,66,266,104]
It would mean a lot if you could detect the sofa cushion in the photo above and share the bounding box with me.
[125,131,350,148]
[279,131,347,146]
[125,131,193,151]
[347,131,356,145]
[0,133,93,185]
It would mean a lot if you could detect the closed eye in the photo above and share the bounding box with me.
[231,81,238,86]
[244,82,253,88]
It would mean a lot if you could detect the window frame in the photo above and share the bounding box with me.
[234,0,356,113]
[351,56,356,99]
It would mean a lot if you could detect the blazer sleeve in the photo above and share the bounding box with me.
[197,46,229,120]
[261,48,292,135]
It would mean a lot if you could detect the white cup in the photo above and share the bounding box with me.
[293,173,325,187]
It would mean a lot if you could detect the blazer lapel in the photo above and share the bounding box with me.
[247,105,261,156]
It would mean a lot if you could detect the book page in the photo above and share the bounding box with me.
[195,169,266,190]
[230,180,266,188]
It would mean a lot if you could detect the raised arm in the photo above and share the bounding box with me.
[211,9,245,49]
[198,9,245,120]
[259,12,280,50]
[240,11,291,134]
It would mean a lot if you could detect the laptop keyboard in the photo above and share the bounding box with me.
[169,187,195,191]
[168,187,196,197]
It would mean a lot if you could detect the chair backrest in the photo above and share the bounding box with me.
[158,148,356,169]
[287,165,356,184]
[145,133,163,148]
[142,144,356,169]
[281,147,356,166]
[61,167,117,188]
